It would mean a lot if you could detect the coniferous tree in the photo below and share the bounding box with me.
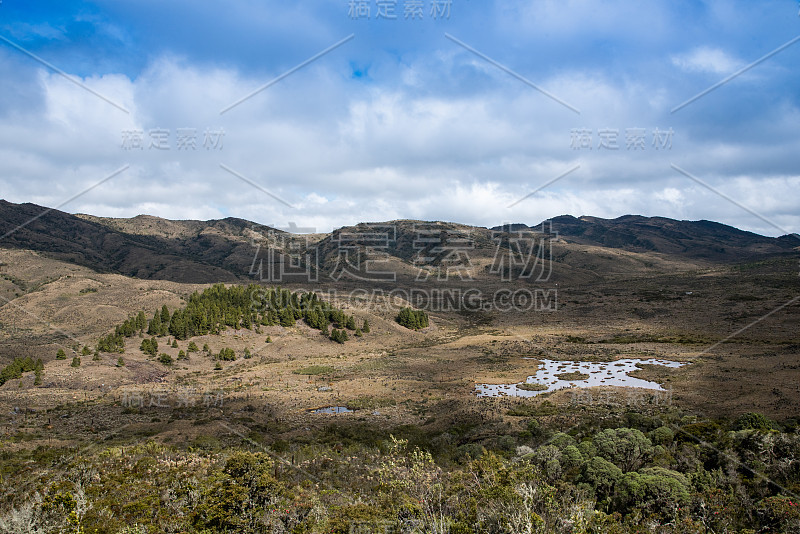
[148,311,161,336]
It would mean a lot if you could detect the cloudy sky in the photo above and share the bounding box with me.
[0,0,798,235]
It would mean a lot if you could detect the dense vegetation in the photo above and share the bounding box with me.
[96,284,365,353]
[0,357,43,386]
[1,409,797,533]
[396,307,429,330]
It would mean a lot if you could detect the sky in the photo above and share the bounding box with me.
[0,0,798,236]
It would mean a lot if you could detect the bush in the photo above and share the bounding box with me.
[140,338,158,356]
[217,348,236,361]
[117,357,125,367]
[187,341,199,352]
[594,427,653,471]
[56,349,67,360]
[70,357,81,368]
[177,350,187,360]
[158,353,173,366]
[734,412,775,431]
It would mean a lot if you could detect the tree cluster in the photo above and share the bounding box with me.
[98,284,367,351]
[0,357,43,385]
[396,307,429,330]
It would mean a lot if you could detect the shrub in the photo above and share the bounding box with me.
[594,427,653,472]
[56,349,67,360]
[140,338,158,356]
[70,357,81,368]
[158,353,173,366]
[734,412,774,431]
[187,341,199,352]
[217,348,236,361]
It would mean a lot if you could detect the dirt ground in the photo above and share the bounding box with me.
[0,249,798,450]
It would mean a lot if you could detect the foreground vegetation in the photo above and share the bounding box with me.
[1,409,797,533]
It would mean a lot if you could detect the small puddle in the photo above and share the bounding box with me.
[476,358,687,398]
[310,406,352,414]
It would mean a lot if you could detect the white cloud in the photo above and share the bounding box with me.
[671,47,741,74]
[0,1,798,237]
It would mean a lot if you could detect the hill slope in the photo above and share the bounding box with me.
[496,215,797,262]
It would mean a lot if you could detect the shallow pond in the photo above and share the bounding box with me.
[310,406,352,414]
[476,358,687,398]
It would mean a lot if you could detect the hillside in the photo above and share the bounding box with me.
[5,201,795,290]
[502,214,798,262]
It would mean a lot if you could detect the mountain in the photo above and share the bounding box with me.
[2,201,796,287]
[495,215,797,263]
[0,200,280,283]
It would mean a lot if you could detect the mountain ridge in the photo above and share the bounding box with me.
[1,200,796,285]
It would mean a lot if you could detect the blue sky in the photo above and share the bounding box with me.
[0,0,798,235]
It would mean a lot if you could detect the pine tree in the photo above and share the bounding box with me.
[362,319,370,333]
[148,311,161,336]
[56,349,67,360]
[136,311,147,332]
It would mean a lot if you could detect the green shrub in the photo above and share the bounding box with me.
[217,348,236,361]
